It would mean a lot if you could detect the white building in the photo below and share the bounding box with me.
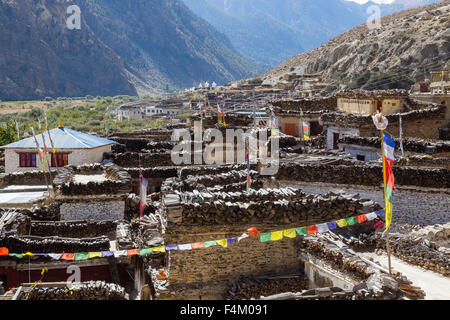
[118,105,143,121]
[145,106,164,116]
[1,124,116,174]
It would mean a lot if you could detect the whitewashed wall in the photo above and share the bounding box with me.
[4,145,112,174]
[326,127,360,150]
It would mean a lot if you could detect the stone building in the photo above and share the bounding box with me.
[336,90,408,115]
[429,70,449,94]
[1,125,116,174]
[118,104,143,121]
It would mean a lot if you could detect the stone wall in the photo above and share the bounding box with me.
[29,221,117,238]
[24,281,128,300]
[177,193,375,226]
[338,136,450,155]
[289,183,450,230]
[53,163,132,196]
[0,170,54,187]
[223,274,309,300]
[60,200,125,221]
[159,233,303,299]
[112,152,173,168]
[271,96,337,112]
[0,235,110,253]
[276,162,450,188]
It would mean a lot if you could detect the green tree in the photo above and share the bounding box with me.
[0,121,18,145]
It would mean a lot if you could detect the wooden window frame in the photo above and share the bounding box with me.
[50,153,70,167]
[18,153,37,168]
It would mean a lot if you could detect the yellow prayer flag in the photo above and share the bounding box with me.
[22,252,34,256]
[385,201,393,232]
[216,239,228,248]
[152,246,166,253]
[336,219,348,228]
[271,231,283,241]
[283,229,296,239]
[88,252,102,259]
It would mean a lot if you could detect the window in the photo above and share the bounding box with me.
[51,153,69,167]
[19,153,36,167]
[356,155,366,161]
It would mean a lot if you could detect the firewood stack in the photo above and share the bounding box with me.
[223,275,309,300]
[25,281,128,300]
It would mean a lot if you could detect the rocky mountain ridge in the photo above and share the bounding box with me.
[261,0,450,90]
[0,0,260,101]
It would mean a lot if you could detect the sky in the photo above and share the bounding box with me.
[344,0,434,4]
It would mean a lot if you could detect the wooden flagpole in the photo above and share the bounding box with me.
[31,127,51,197]
[381,129,392,275]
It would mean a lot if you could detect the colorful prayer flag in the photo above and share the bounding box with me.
[336,219,348,228]
[356,215,368,224]
[247,227,260,236]
[0,247,9,256]
[316,223,329,233]
[203,241,217,248]
[139,248,153,256]
[127,249,140,256]
[383,131,395,232]
[88,252,102,259]
[365,212,378,221]
[260,233,271,243]
[216,239,228,248]
[296,227,308,236]
[283,229,296,239]
[302,120,311,141]
[375,210,385,217]
[101,251,114,257]
[271,231,283,241]
[75,252,89,261]
[306,225,318,234]
[178,244,192,251]
[237,233,249,242]
[227,237,238,246]
[152,246,166,253]
[346,217,358,226]
[327,222,337,230]
[113,250,127,258]
[191,242,204,250]
[9,253,23,259]
[165,245,179,251]
[61,253,75,261]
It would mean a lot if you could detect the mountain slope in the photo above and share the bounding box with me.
[183,0,440,69]
[0,0,260,101]
[262,0,450,90]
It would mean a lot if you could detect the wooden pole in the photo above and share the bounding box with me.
[381,129,392,275]
[31,128,51,198]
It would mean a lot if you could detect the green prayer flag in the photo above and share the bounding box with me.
[260,232,271,243]
[9,253,23,259]
[75,252,89,261]
[203,241,217,248]
[296,227,308,236]
[346,216,358,226]
[139,248,153,256]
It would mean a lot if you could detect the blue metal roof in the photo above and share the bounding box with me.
[1,128,116,149]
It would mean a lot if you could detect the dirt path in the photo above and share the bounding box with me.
[359,251,450,300]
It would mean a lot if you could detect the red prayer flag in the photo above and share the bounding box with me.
[356,215,368,224]
[61,253,75,261]
[247,227,260,236]
[306,225,318,235]
[127,249,140,256]
[191,242,204,249]
[0,247,9,256]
